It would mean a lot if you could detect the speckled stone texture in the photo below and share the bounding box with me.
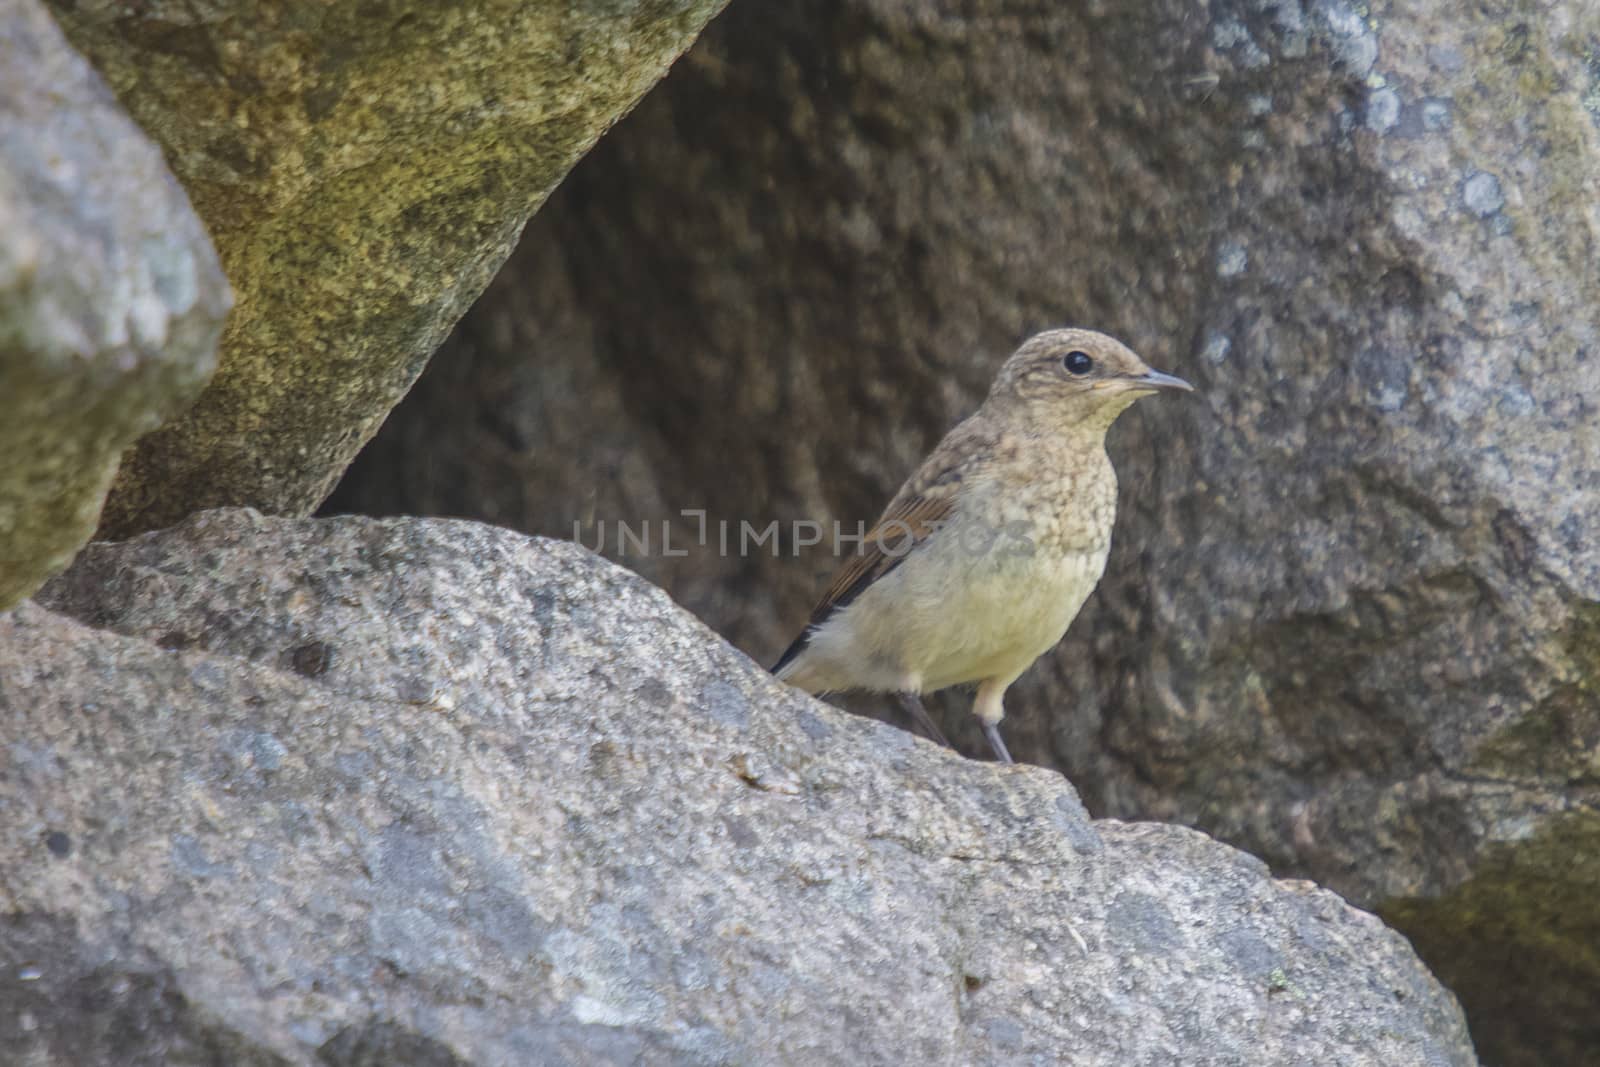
[328,4,1600,1060]
[5,510,1475,1066]
[42,0,729,538]
[0,0,230,610]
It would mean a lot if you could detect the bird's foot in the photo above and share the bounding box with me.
[981,721,1014,764]
[895,692,952,748]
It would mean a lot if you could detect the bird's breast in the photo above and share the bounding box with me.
[885,524,1111,690]
[794,457,1120,694]
[989,452,1119,557]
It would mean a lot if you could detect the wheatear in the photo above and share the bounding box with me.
[773,328,1191,763]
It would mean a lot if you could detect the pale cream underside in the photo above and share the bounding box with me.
[781,509,1109,700]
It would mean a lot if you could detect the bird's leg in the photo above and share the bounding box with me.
[974,678,1016,765]
[981,722,1014,765]
[895,692,952,748]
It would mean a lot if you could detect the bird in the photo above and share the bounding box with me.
[772,328,1192,764]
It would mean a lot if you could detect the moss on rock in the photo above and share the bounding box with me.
[44,0,729,537]
[1383,811,1600,1067]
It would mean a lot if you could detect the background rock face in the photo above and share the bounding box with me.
[328,2,1600,1061]
[0,0,230,610]
[44,0,730,538]
[7,511,1475,1066]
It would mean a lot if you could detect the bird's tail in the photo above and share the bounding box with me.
[770,628,812,679]
[773,627,839,694]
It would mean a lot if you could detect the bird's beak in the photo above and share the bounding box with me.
[1132,369,1194,393]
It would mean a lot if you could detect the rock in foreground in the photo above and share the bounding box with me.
[5,512,1474,1065]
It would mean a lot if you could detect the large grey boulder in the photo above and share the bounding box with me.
[4,510,1476,1065]
[42,0,730,538]
[328,4,1600,1060]
[0,0,230,610]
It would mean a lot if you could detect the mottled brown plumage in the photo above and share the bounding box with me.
[774,328,1192,762]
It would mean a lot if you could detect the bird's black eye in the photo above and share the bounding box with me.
[1063,351,1094,376]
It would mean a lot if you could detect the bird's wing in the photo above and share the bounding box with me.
[770,418,997,677]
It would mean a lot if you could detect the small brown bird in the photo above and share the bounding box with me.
[772,328,1192,763]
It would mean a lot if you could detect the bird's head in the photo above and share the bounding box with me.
[987,327,1193,431]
